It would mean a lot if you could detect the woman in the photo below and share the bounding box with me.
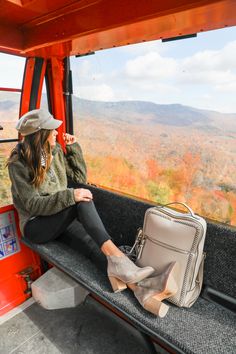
[8,109,177,317]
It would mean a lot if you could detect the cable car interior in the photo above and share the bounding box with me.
[0,0,236,353]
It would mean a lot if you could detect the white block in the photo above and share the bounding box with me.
[32,267,89,310]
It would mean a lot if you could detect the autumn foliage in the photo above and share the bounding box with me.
[1,98,236,226]
[85,149,236,226]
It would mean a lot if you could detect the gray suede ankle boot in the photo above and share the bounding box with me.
[107,255,154,293]
[131,262,178,317]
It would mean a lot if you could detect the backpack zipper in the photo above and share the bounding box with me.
[145,235,194,255]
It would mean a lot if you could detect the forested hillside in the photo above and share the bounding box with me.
[1,93,236,225]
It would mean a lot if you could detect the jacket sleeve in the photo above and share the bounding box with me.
[64,142,87,184]
[8,161,76,216]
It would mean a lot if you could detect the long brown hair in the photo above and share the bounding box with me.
[7,129,52,188]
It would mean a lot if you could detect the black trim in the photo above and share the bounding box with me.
[45,62,53,114]
[63,57,74,134]
[202,285,236,313]
[19,57,28,116]
[75,52,95,58]
[29,57,44,110]
[0,139,19,143]
[162,34,197,42]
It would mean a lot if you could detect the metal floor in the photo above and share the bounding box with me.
[0,296,162,354]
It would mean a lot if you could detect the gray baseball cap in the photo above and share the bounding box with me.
[16,109,63,136]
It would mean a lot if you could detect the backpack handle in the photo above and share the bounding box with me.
[157,202,195,217]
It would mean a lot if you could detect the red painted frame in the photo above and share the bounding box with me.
[45,58,66,149]
[0,87,21,92]
[1,0,236,58]
[0,205,42,316]
[0,56,49,315]
[19,57,36,116]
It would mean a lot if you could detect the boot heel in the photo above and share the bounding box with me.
[165,274,178,297]
[164,262,178,297]
[144,297,169,318]
[108,276,127,293]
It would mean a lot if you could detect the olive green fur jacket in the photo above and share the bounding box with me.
[8,142,87,234]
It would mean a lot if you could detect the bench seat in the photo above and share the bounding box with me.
[21,185,236,354]
[21,237,236,354]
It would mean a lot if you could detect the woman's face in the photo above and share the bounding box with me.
[47,129,58,147]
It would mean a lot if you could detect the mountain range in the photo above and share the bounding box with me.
[1,92,236,133]
[73,98,236,132]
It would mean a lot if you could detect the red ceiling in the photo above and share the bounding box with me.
[0,0,236,58]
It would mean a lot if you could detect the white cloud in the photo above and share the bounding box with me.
[72,38,236,112]
[74,84,114,101]
[123,40,236,98]
[215,81,236,92]
[72,60,104,86]
[182,50,221,72]
[76,60,90,76]
[125,52,177,80]
[0,54,25,88]
[176,69,236,86]
[182,40,236,71]
[120,40,165,56]
[178,40,236,87]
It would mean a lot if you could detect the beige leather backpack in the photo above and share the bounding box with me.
[134,203,207,308]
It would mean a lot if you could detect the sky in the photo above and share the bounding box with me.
[1,26,236,113]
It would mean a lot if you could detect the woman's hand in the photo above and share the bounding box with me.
[63,133,76,145]
[74,188,93,202]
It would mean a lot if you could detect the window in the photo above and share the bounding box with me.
[0,90,21,140]
[0,53,25,207]
[0,142,17,206]
[72,27,236,226]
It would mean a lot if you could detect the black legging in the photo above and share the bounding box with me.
[24,201,111,248]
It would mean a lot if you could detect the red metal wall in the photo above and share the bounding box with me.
[0,205,42,316]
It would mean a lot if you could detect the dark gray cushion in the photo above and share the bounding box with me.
[21,238,236,354]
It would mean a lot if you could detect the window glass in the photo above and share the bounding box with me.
[0,54,25,207]
[0,53,25,88]
[40,79,48,110]
[0,91,21,140]
[0,142,15,207]
[71,27,236,226]
[0,53,25,139]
